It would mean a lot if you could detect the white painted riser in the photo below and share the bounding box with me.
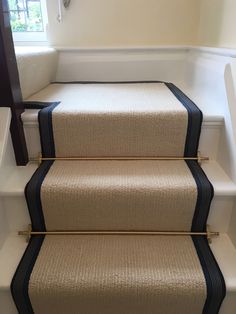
[23,117,223,161]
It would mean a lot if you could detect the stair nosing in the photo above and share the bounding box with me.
[21,110,224,127]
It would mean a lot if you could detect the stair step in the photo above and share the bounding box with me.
[15,235,225,313]
[24,159,216,231]
[0,161,235,234]
[24,83,225,124]
[22,109,224,159]
[0,160,234,197]
[22,83,224,159]
[0,233,235,314]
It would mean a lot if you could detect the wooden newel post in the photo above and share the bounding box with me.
[0,0,28,165]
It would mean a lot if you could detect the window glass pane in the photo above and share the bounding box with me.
[10,11,27,32]
[8,0,17,10]
[8,0,44,32]
[17,0,25,10]
[27,2,43,31]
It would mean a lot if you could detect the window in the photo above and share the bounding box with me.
[8,0,48,42]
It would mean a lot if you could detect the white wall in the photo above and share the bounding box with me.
[198,0,236,49]
[45,0,236,49]
[46,0,200,47]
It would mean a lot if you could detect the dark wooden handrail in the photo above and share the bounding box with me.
[0,0,28,165]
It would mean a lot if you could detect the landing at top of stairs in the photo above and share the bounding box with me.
[24,82,203,158]
[25,83,224,123]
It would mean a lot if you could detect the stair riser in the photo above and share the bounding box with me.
[208,196,234,233]
[199,124,222,159]
[1,197,30,234]
[1,284,234,314]
[0,195,233,237]
[23,123,222,159]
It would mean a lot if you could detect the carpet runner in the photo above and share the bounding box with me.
[12,82,225,314]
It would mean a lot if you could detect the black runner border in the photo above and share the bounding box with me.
[165,82,203,157]
[193,236,226,314]
[187,160,226,313]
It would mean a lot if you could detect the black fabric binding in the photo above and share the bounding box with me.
[25,161,54,231]
[186,160,225,313]
[186,160,214,232]
[11,98,58,312]
[23,101,57,110]
[38,102,60,157]
[23,100,60,157]
[11,236,44,314]
[193,236,226,314]
[11,160,53,313]
[11,103,55,312]
[165,83,203,157]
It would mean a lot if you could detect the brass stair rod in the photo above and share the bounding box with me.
[19,230,219,236]
[31,156,210,162]
[18,225,219,243]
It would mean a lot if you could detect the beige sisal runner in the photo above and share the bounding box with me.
[28,83,188,157]
[11,82,225,314]
[29,235,206,314]
[40,160,197,231]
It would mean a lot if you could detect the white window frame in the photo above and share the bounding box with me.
[11,0,48,43]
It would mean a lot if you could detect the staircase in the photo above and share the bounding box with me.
[0,80,236,313]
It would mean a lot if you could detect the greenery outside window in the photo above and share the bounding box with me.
[8,0,48,42]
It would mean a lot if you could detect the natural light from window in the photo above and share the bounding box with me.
[8,0,48,42]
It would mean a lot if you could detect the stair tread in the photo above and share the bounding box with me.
[27,82,196,157]
[1,233,235,293]
[25,235,208,313]
[0,160,235,197]
[36,160,204,231]
[23,83,224,124]
[177,82,225,121]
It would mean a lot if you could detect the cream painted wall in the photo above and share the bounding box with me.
[46,0,200,47]
[198,0,236,48]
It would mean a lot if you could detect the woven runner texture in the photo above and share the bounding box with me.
[30,83,189,157]
[29,235,206,314]
[40,160,197,231]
